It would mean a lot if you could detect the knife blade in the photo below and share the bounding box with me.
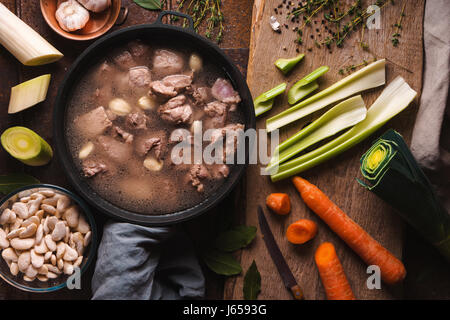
[258,206,304,300]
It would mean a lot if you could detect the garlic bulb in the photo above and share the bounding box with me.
[55,1,90,32]
[77,0,111,13]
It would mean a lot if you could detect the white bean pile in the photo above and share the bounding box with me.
[0,188,91,282]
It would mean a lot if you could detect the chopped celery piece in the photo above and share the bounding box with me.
[274,54,305,75]
[288,66,329,104]
[254,83,287,117]
[8,74,51,114]
[266,59,386,132]
[267,95,366,172]
[0,3,63,66]
[1,127,53,166]
[287,81,318,105]
[270,76,417,181]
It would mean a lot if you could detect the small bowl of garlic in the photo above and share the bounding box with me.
[40,0,124,41]
[0,184,97,292]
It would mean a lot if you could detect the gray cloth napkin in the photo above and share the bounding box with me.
[91,221,205,300]
[411,0,450,212]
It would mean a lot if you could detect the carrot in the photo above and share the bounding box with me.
[292,176,406,285]
[315,242,356,300]
[266,193,291,215]
[286,219,317,244]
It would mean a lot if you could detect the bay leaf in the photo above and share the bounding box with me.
[133,0,162,10]
[0,173,39,195]
[243,260,261,300]
[214,225,257,252]
[202,249,242,276]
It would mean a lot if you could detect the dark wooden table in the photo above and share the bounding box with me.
[0,0,448,300]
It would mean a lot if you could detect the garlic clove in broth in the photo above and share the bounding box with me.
[143,157,163,171]
[108,98,131,116]
[189,53,203,73]
[77,0,111,13]
[78,141,94,159]
[55,0,90,32]
[137,96,157,111]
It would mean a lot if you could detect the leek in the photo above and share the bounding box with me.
[1,127,53,166]
[0,3,63,66]
[271,76,417,181]
[254,83,287,117]
[274,54,305,75]
[8,75,51,114]
[359,129,450,262]
[266,59,386,132]
[288,66,329,105]
[267,95,367,172]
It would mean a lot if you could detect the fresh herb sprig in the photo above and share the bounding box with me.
[391,1,406,47]
[176,0,225,43]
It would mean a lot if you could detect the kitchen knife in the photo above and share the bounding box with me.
[258,205,304,300]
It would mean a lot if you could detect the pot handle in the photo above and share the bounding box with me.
[155,10,194,30]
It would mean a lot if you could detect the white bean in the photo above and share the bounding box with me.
[2,247,18,262]
[0,229,9,248]
[44,235,57,252]
[12,202,29,219]
[10,238,35,250]
[51,221,66,241]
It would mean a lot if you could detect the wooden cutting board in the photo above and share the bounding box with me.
[225,0,424,300]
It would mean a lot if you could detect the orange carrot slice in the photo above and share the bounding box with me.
[266,193,291,215]
[286,219,317,244]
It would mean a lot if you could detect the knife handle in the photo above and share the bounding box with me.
[290,285,304,300]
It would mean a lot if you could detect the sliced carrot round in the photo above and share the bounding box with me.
[286,219,317,244]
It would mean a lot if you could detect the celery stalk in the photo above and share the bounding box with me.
[266,59,386,132]
[275,54,305,75]
[267,95,367,172]
[288,66,329,104]
[270,76,417,181]
[254,83,287,117]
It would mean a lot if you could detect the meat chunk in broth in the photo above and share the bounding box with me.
[74,106,112,138]
[162,74,192,91]
[192,87,212,106]
[211,78,242,106]
[149,80,178,98]
[97,135,133,164]
[152,49,184,76]
[204,101,228,128]
[135,133,166,159]
[82,159,108,177]
[113,50,135,70]
[128,40,151,58]
[126,112,148,130]
[188,164,211,192]
[113,126,134,144]
[128,66,151,88]
[158,95,193,124]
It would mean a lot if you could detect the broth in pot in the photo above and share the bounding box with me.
[65,40,245,215]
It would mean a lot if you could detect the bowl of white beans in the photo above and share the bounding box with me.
[0,184,96,292]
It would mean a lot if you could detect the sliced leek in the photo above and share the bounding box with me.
[266,59,386,132]
[1,127,53,166]
[0,3,63,66]
[270,76,417,181]
[8,74,51,114]
[274,54,305,75]
[254,83,287,117]
[288,66,329,105]
[359,129,450,261]
[267,95,367,172]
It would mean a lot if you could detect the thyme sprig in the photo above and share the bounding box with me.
[176,0,224,43]
[391,1,406,47]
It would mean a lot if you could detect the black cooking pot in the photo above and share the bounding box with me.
[53,11,255,226]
